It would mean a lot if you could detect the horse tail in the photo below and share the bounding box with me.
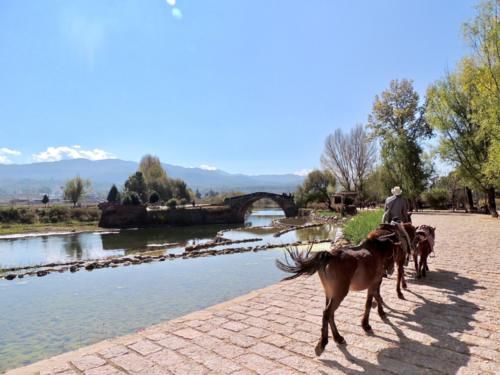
[276,247,332,281]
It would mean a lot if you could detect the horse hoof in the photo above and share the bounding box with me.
[378,311,387,319]
[372,301,378,309]
[397,293,405,300]
[362,323,372,332]
[314,343,325,356]
[334,336,346,345]
[402,283,408,289]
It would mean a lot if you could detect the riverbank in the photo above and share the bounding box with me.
[0,221,100,236]
[7,213,499,374]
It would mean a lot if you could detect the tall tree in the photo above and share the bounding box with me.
[124,172,148,203]
[296,170,336,210]
[321,124,376,194]
[426,0,499,217]
[368,79,433,207]
[106,184,121,203]
[64,176,90,207]
[138,155,173,201]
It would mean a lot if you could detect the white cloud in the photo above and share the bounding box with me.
[199,164,217,171]
[0,147,22,164]
[0,147,21,156]
[166,0,176,6]
[171,7,183,19]
[32,146,116,162]
[293,169,311,177]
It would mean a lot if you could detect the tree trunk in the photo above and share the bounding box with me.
[465,187,474,211]
[486,187,498,218]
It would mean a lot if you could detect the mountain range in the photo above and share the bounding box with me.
[0,159,304,200]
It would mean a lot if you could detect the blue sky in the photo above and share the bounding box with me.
[0,0,476,174]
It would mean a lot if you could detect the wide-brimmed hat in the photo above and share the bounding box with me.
[391,186,403,195]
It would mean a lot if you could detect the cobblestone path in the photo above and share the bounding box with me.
[6,213,500,374]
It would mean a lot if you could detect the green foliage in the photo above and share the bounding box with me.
[107,185,121,203]
[179,198,189,206]
[124,172,148,203]
[166,198,177,209]
[122,192,142,205]
[0,207,35,224]
[426,1,499,216]
[368,79,433,202]
[295,170,336,209]
[41,194,49,205]
[149,191,160,204]
[64,176,90,207]
[195,189,202,199]
[343,209,384,244]
[172,179,191,201]
[422,188,449,209]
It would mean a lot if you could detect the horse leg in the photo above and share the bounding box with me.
[328,292,348,345]
[374,280,386,319]
[362,285,378,331]
[414,252,421,278]
[422,253,428,277]
[315,298,332,356]
[396,262,405,299]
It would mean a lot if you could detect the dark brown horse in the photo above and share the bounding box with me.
[412,225,436,278]
[276,230,400,356]
[376,223,416,299]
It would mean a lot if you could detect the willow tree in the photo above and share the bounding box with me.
[368,79,433,207]
[138,154,172,201]
[426,0,499,217]
[64,176,90,207]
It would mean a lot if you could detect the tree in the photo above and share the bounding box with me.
[321,124,376,194]
[172,179,191,201]
[41,194,49,207]
[195,189,202,200]
[149,191,160,204]
[139,155,172,201]
[166,198,177,209]
[124,172,148,203]
[122,192,141,205]
[426,0,499,218]
[297,170,336,210]
[368,79,433,207]
[64,176,90,207]
[106,185,121,203]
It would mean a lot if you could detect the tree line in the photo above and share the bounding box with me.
[296,0,499,217]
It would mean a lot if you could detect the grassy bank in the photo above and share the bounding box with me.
[0,206,100,235]
[343,209,383,244]
[0,222,100,236]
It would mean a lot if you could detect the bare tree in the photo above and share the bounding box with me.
[321,124,376,193]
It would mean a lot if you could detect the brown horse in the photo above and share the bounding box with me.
[376,223,416,299]
[412,225,436,278]
[276,230,400,356]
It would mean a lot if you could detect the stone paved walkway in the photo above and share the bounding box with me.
[6,213,500,374]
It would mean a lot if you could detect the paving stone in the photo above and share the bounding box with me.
[111,352,155,373]
[128,339,162,356]
[173,327,203,339]
[99,345,129,359]
[84,365,124,375]
[71,355,106,371]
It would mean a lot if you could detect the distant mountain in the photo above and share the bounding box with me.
[0,159,304,199]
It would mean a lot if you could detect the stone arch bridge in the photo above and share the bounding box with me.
[224,192,298,222]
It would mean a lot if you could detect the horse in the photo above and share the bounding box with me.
[376,223,416,300]
[412,225,436,278]
[276,230,401,356]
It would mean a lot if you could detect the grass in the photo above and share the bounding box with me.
[343,209,383,244]
[0,221,100,236]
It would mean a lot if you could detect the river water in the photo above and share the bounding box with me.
[0,209,336,372]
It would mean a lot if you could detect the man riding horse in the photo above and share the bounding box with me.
[382,186,410,224]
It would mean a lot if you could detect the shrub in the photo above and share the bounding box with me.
[46,206,71,223]
[122,192,142,205]
[166,198,177,209]
[0,207,21,223]
[422,188,449,209]
[343,209,383,244]
[179,198,189,206]
[107,185,121,203]
[149,191,160,204]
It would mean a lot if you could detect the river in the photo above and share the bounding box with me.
[0,208,336,372]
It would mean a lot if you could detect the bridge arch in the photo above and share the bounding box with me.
[224,192,298,222]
